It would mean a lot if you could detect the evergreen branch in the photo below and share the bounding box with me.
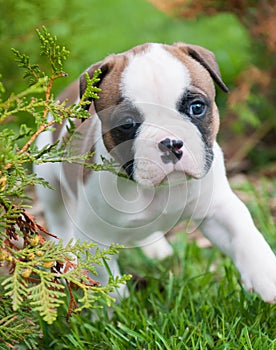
[79,71,101,107]
[0,294,39,348]
[2,265,29,310]
[0,26,128,347]
[11,49,42,86]
[0,77,48,123]
[36,26,69,77]
[2,119,56,169]
[1,236,130,324]
[18,119,56,155]
[28,275,65,324]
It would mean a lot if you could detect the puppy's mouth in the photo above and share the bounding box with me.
[116,142,213,187]
[159,171,193,186]
[122,159,200,187]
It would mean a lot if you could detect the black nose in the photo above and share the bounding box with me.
[158,138,183,164]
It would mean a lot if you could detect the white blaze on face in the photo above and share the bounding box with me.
[120,44,208,186]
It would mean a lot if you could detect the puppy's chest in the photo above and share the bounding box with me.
[82,172,196,233]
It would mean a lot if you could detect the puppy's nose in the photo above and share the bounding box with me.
[158,138,183,164]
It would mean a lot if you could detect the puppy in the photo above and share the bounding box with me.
[35,42,276,303]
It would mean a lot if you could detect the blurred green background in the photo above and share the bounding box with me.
[0,0,249,91]
[1,0,275,172]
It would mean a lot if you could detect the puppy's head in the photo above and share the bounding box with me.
[80,43,228,186]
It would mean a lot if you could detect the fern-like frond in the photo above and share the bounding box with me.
[28,274,65,324]
[2,265,29,310]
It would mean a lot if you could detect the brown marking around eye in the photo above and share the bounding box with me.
[164,45,220,143]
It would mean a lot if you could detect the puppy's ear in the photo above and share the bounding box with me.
[173,42,229,93]
[79,55,115,111]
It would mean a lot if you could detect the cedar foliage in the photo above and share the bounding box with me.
[0,27,130,349]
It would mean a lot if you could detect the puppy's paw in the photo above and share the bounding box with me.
[237,250,276,304]
[139,232,173,260]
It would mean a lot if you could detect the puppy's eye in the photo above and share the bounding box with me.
[119,117,137,130]
[189,101,206,117]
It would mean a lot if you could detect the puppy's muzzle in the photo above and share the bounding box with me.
[158,138,183,164]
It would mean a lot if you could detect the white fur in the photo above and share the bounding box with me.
[121,44,191,108]
[133,113,206,185]
[121,45,206,184]
[34,44,276,303]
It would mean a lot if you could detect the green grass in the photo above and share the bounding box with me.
[38,179,276,349]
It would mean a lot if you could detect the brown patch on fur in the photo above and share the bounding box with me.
[211,104,220,142]
[83,44,151,153]
[171,43,228,92]
[164,44,222,143]
[94,55,127,112]
[102,131,116,154]
[180,54,220,143]
[164,44,217,97]
[94,44,151,113]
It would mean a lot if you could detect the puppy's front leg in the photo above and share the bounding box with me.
[138,231,174,260]
[200,187,276,303]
